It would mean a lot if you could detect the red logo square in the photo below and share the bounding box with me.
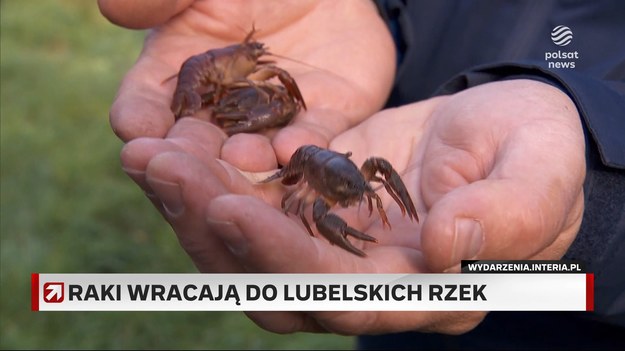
[43,282,64,303]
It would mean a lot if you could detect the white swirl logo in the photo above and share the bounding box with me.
[551,25,573,46]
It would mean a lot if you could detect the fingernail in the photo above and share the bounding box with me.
[122,167,145,178]
[451,218,483,265]
[206,217,248,256]
[122,167,157,197]
[149,178,185,218]
[144,191,158,200]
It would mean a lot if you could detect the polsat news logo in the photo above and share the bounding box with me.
[546,25,578,69]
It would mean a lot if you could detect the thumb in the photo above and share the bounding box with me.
[420,178,582,272]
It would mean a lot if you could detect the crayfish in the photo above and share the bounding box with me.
[203,84,302,136]
[167,27,307,134]
[261,145,419,257]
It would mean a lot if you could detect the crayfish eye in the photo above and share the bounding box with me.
[252,42,265,54]
[337,182,351,194]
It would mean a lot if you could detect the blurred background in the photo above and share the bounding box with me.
[0,1,352,349]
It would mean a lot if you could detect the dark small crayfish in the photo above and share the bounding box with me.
[261,145,419,257]
[204,84,302,136]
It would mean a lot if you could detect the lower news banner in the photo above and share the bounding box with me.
[31,261,593,312]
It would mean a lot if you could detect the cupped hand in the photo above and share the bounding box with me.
[98,0,396,170]
[119,79,586,335]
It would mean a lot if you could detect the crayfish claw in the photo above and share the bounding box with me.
[315,212,375,257]
[344,226,378,243]
[362,157,419,223]
[313,198,374,256]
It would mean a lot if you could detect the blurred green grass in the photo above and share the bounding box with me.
[0,1,353,349]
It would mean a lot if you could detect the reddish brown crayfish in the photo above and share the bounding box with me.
[168,27,307,134]
[261,145,419,257]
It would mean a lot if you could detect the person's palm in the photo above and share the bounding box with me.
[102,0,586,334]
[120,79,584,334]
[119,94,441,335]
[102,0,396,170]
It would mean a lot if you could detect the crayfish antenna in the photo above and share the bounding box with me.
[258,169,283,183]
[161,72,178,85]
[265,51,336,77]
[243,22,257,43]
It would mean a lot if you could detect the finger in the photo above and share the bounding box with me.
[144,151,255,273]
[119,118,242,273]
[120,117,225,193]
[98,0,194,29]
[247,308,485,336]
[205,194,451,335]
[121,138,182,195]
[165,117,226,164]
[206,193,432,276]
[271,108,341,165]
[204,191,330,335]
[205,162,486,336]
[221,133,278,172]
[206,194,339,271]
[120,137,181,221]
[421,166,583,271]
[244,311,328,334]
[110,55,177,142]
[314,310,486,336]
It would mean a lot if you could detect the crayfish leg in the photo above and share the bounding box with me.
[367,191,392,230]
[253,66,307,110]
[297,199,315,237]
